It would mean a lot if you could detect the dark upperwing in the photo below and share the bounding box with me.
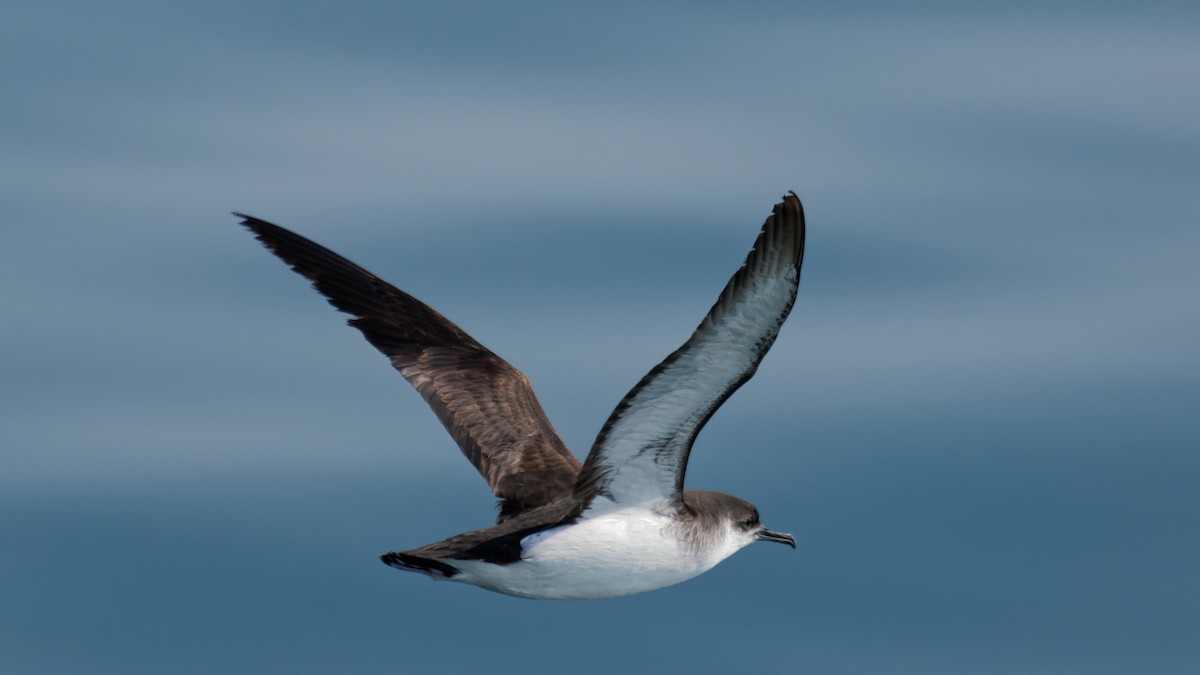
[238,214,582,521]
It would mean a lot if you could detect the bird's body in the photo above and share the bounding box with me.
[238,193,805,599]
[450,497,737,600]
[405,491,765,600]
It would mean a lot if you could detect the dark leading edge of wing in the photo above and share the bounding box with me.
[236,214,581,521]
[573,194,805,507]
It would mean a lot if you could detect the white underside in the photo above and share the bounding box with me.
[443,499,752,600]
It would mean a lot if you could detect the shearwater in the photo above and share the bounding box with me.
[237,193,805,599]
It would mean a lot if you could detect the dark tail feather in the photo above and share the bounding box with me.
[381,551,460,578]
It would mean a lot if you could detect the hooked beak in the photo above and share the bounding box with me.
[755,527,796,549]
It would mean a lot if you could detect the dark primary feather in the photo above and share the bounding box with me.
[236,214,581,521]
[573,194,806,506]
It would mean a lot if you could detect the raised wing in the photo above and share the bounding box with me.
[238,215,581,520]
[573,194,805,507]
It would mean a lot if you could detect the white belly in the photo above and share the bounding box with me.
[448,503,739,600]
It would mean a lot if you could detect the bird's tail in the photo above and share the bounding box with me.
[380,551,460,579]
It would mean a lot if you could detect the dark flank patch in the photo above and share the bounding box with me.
[384,498,583,570]
[452,518,575,565]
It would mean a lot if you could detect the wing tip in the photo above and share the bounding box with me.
[775,191,806,264]
[232,211,278,237]
[778,191,804,222]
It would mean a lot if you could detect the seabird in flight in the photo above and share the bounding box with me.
[237,193,805,599]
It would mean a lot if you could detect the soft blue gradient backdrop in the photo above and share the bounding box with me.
[2,2,1197,673]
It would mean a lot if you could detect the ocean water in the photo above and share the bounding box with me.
[2,2,1197,672]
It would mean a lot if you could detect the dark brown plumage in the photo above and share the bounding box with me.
[236,214,581,522]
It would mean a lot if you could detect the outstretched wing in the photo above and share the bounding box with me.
[238,215,581,520]
[573,194,805,507]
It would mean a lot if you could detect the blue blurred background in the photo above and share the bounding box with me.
[2,1,1197,673]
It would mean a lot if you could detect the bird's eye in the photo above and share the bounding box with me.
[743,516,758,528]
